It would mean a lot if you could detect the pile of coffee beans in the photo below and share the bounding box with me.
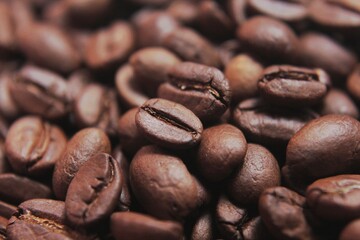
[1,0,360,239]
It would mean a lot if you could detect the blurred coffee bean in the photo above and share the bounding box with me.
[347,64,360,102]
[340,219,360,240]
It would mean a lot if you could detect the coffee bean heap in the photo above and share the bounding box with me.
[0,0,360,239]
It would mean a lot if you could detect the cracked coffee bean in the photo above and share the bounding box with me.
[136,98,203,149]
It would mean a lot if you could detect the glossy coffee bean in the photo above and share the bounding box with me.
[306,175,360,222]
[136,98,203,149]
[74,84,120,136]
[258,65,330,107]
[10,65,69,119]
[347,64,360,102]
[65,153,122,227]
[85,21,135,70]
[0,173,52,204]
[196,124,247,182]
[233,98,318,146]
[130,145,198,221]
[340,219,360,240]
[224,54,263,103]
[283,115,360,193]
[130,47,181,97]
[259,186,316,240]
[111,212,183,240]
[53,128,111,200]
[191,212,214,240]
[236,16,298,62]
[0,71,20,119]
[5,116,67,177]
[227,144,281,206]
[16,23,81,74]
[158,62,231,121]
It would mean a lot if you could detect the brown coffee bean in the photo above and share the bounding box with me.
[85,21,135,70]
[74,84,120,136]
[0,140,9,174]
[166,0,199,25]
[67,69,93,104]
[0,216,6,239]
[191,212,214,240]
[5,116,67,177]
[136,98,203,149]
[65,153,123,227]
[347,64,360,102]
[111,212,183,240]
[9,65,69,119]
[306,175,360,222]
[0,173,52,204]
[130,145,198,221]
[0,201,17,219]
[0,71,20,119]
[340,219,360,240]
[196,124,247,182]
[158,62,231,121]
[258,65,330,107]
[0,1,17,55]
[227,143,281,206]
[53,128,111,200]
[283,115,360,194]
[226,0,247,25]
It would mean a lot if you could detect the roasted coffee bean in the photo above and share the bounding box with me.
[67,69,93,104]
[258,65,330,107]
[158,62,231,121]
[225,54,263,103]
[163,28,221,67]
[9,65,69,119]
[115,64,149,109]
[233,98,318,146]
[166,0,198,25]
[65,153,122,227]
[130,47,181,97]
[85,21,135,70]
[0,116,7,140]
[6,199,95,240]
[53,128,111,200]
[0,201,17,219]
[283,115,360,193]
[111,212,183,240]
[306,175,360,222]
[0,1,17,55]
[227,0,247,25]
[74,84,120,136]
[218,39,243,68]
[0,140,9,174]
[191,212,214,240]
[247,0,308,23]
[318,89,359,119]
[340,219,360,240]
[196,124,247,182]
[0,173,52,204]
[136,98,203,149]
[347,64,360,102]
[118,108,148,156]
[0,216,6,239]
[298,32,357,81]
[236,16,299,62]
[0,71,20,119]
[193,177,212,210]
[242,216,273,240]
[16,23,81,74]
[259,186,316,240]
[227,143,281,206]
[5,116,67,177]
[130,145,198,221]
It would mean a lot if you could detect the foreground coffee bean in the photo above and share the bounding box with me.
[136,98,203,149]
[340,219,360,240]
[283,114,360,193]
[196,124,247,182]
[65,153,122,227]
[111,212,183,240]
[53,128,111,200]
[0,174,52,204]
[10,65,69,119]
[191,212,214,240]
[5,116,67,177]
[258,65,330,107]
[158,62,231,121]
[306,175,360,222]
[130,145,198,221]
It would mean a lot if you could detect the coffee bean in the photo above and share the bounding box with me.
[242,216,274,240]
[306,175,360,222]
[166,0,198,25]
[53,128,111,200]
[130,145,198,221]
[5,116,67,177]
[0,117,7,140]
[110,212,183,240]
[9,65,69,119]
[226,0,247,25]
[0,1,17,56]
[191,212,214,240]
[67,69,94,104]
[74,84,120,136]
[196,124,247,182]
[0,71,20,119]
[65,153,123,227]
[136,98,203,149]
[347,64,360,102]
[0,173,52,204]
[340,219,360,240]
[158,62,231,121]
[0,216,6,239]
[259,186,316,240]
[283,115,360,193]
[0,201,17,219]
[0,140,9,174]
[258,65,330,107]
[227,143,281,206]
